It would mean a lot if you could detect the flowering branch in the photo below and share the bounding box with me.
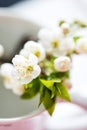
[0,20,87,115]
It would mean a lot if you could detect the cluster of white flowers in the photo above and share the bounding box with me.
[38,23,87,56]
[0,42,43,95]
[38,27,75,57]
[0,21,87,96]
[0,44,42,95]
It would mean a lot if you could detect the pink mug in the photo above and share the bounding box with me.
[0,9,87,130]
[0,10,45,130]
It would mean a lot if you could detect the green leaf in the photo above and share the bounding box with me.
[21,85,39,99]
[40,78,61,91]
[21,79,40,99]
[74,20,87,27]
[40,79,54,90]
[47,103,56,116]
[24,78,39,89]
[52,79,61,83]
[38,84,45,106]
[50,72,69,80]
[51,86,56,98]
[73,36,81,43]
[43,89,56,115]
[56,83,71,101]
[59,20,65,26]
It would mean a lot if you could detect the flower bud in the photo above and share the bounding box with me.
[61,23,70,34]
[54,56,71,72]
[75,38,87,53]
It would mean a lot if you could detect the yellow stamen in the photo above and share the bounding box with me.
[52,40,59,48]
[34,51,40,57]
[27,66,33,73]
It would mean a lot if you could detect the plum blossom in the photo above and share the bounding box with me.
[61,38,75,54]
[38,27,66,57]
[12,54,41,84]
[0,63,16,89]
[61,22,70,34]
[38,27,75,57]
[75,38,87,53]
[0,63,25,95]
[20,41,45,62]
[54,56,71,72]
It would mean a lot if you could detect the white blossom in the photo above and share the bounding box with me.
[0,63,15,89]
[38,27,65,56]
[61,38,75,54]
[20,49,29,59]
[54,56,71,72]
[0,63,25,95]
[75,38,87,53]
[20,41,45,62]
[12,54,41,84]
[61,23,70,34]
[0,44,4,57]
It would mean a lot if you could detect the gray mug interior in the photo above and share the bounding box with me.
[0,13,43,119]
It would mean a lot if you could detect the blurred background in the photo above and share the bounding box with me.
[0,0,87,130]
[0,0,23,7]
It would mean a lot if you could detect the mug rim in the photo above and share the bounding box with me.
[0,108,44,123]
[0,9,44,122]
[0,8,41,28]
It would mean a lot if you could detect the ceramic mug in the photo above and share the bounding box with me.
[0,9,45,130]
[0,9,87,130]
